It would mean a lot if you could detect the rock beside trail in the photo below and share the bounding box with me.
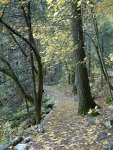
[22,119,32,128]
[45,103,53,109]
[109,142,113,150]
[15,144,28,150]
[46,108,52,114]
[34,124,45,133]
[72,95,77,101]
[0,144,10,150]
[12,136,24,146]
[24,136,33,143]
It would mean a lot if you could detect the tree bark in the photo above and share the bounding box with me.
[87,41,91,77]
[22,2,43,123]
[71,1,96,115]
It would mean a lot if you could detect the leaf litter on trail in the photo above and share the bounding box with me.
[28,86,113,150]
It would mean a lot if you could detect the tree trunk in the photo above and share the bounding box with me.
[22,2,43,123]
[0,3,44,120]
[90,9,113,100]
[101,36,104,87]
[87,41,91,77]
[71,1,96,115]
[68,72,71,85]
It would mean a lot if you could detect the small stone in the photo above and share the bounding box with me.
[15,144,28,150]
[104,120,112,128]
[34,125,38,129]
[85,118,96,127]
[108,133,112,136]
[72,95,77,101]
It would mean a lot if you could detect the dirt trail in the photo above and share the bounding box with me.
[45,86,74,103]
[29,86,111,150]
[29,86,79,150]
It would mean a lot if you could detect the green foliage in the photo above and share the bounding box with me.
[0,92,52,142]
[0,121,15,144]
[42,94,49,104]
[0,106,12,120]
[88,106,100,117]
[105,97,112,104]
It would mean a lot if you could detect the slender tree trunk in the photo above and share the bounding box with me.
[71,1,96,114]
[27,3,39,123]
[68,72,71,85]
[88,41,91,77]
[85,32,113,91]
[22,2,43,123]
[90,9,113,100]
[101,36,104,87]
[0,2,44,123]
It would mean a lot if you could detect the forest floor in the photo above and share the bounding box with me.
[28,85,113,150]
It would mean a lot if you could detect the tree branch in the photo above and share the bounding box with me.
[0,18,41,62]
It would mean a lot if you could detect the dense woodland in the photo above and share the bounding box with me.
[0,0,113,149]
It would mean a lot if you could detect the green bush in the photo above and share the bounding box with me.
[106,97,112,104]
[88,106,100,117]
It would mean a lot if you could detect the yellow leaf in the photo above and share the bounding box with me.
[0,0,9,5]
[109,53,113,61]
[101,140,109,145]
[77,0,82,7]
[46,0,53,4]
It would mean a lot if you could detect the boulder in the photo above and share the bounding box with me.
[15,144,28,150]
[0,144,10,150]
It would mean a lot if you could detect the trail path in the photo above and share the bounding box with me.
[29,86,112,150]
[45,86,74,103]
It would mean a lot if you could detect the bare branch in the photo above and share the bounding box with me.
[10,32,27,58]
[0,5,8,19]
